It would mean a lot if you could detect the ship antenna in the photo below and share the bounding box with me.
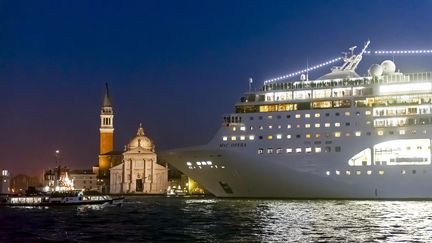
[249,77,253,92]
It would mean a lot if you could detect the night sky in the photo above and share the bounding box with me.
[2,1,432,175]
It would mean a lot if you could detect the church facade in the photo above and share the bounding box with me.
[97,84,168,194]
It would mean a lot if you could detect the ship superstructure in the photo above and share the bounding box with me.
[162,41,432,198]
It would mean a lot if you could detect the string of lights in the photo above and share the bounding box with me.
[263,57,342,84]
[374,50,432,54]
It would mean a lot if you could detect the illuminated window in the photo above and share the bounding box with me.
[258,148,263,154]
[232,127,237,131]
[367,170,372,175]
[296,148,302,153]
[399,130,405,135]
[267,135,273,140]
[335,132,341,137]
[314,147,322,153]
[267,115,273,119]
[295,114,301,118]
[231,136,237,141]
[287,134,292,139]
[401,170,406,175]
[305,114,310,118]
[240,136,245,141]
[365,111,372,115]
[249,135,255,140]
[306,134,311,139]
[276,148,282,154]
[335,170,340,175]
[305,124,311,128]
[286,148,292,153]
[314,113,320,118]
[259,126,263,130]
[346,171,351,175]
[268,125,273,129]
[186,162,192,166]
[278,125,282,129]
[325,123,330,127]
[335,122,341,127]
[326,171,330,176]
[222,136,228,141]
[345,133,350,137]
[377,131,384,136]
[356,171,361,175]
[267,148,273,154]
[315,123,320,128]
[345,111,350,116]
[379,170,384,175]
[305,147,312,153]
[276,134,282,140]
[287,124,292,129]
[240,126,246,131]
[250,126,254,130]
[355,131,361,136]
[315,134,320,138]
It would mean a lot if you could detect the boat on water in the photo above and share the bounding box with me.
[166,186,187,197]
[162,40,432,199]
[0,190,124,207]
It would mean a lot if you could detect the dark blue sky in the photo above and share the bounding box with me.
[2,0,432,175]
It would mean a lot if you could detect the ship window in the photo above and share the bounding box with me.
[231,136,237,141]
[287,124,291,129]
[305,114,310,118]
[356,111,360,116]
[355,131,361,136]
[268,115,273,119]
[232,127,237,131]
[335,146,341,152]
[401,170,406,175]
[335,132,341,137]
[277,115,281,119]
[286,148,293,153]
[315,123,320,128]
[325,146,331,152]
[296,148,302,153]
[259,126,263,130]
[267,135,273,140]
[276,148,282,154]
[345,112,350,116]
[278,125,282,129]
[345,122,350,126]
[314,141,321,145]
[287,115,291,119]
[356,171,361,175]
[268,125,273,129]
[389,131,394,135]
[259,116,263,120]
[365,111,372,115]
[345,132,350,137]
[335,112,340,116]
[249,117,254,120]
[267,148,273,154]
[240,126,246,131]
[325,123,330,127]
[346,171,351,175]
[296,134,301,138]
[379,170,384,175]
[295,114,301,118]
[240,136,245,141]
[249,135,255,140]
[258,148,263,154]
[276,134,282,139]
[315,113,320,118]
[336,170,340,175]
[377,131,384,136]
[287,135,292,139]
[367,170,372,175]
[306,134,311,139]
[259,136,263,140]
[366,132,371,136]
[335,122,341,127]
[305,124,311,128]
[315,147,321,153]
[222,136,228,141]
[250,126,254,130]
[326,171,330,176]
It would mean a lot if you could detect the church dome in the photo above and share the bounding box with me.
[127,124,154,151]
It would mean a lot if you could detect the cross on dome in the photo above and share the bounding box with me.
[137,123,145,136]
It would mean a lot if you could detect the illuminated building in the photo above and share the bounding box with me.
[109,124,168,194]
[69,170,98,191]
[1,170,11,194]
[43,166,74,192]
[163,41,432,198]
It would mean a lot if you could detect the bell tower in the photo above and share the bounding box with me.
[99,83,114,173]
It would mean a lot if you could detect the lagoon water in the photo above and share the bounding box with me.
[2,196,432,242]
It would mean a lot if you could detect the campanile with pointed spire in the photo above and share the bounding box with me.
[99,83,114,174]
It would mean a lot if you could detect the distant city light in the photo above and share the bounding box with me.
[374,50,432,55]
[264,57,343,84]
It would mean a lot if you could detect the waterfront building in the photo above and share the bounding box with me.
[69,169,98,191]
[11,174,42,194]
[1,170,11,194]
[110,124,168,194]
[43,166,73,192]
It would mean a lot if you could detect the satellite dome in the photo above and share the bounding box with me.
[381,60,396,75]
[368,64,383,77]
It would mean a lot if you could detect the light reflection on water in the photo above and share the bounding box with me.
[2,197,432,242]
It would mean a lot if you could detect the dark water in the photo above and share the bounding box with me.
[2,197,432,242]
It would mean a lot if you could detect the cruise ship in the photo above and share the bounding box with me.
[162,41,432,198]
